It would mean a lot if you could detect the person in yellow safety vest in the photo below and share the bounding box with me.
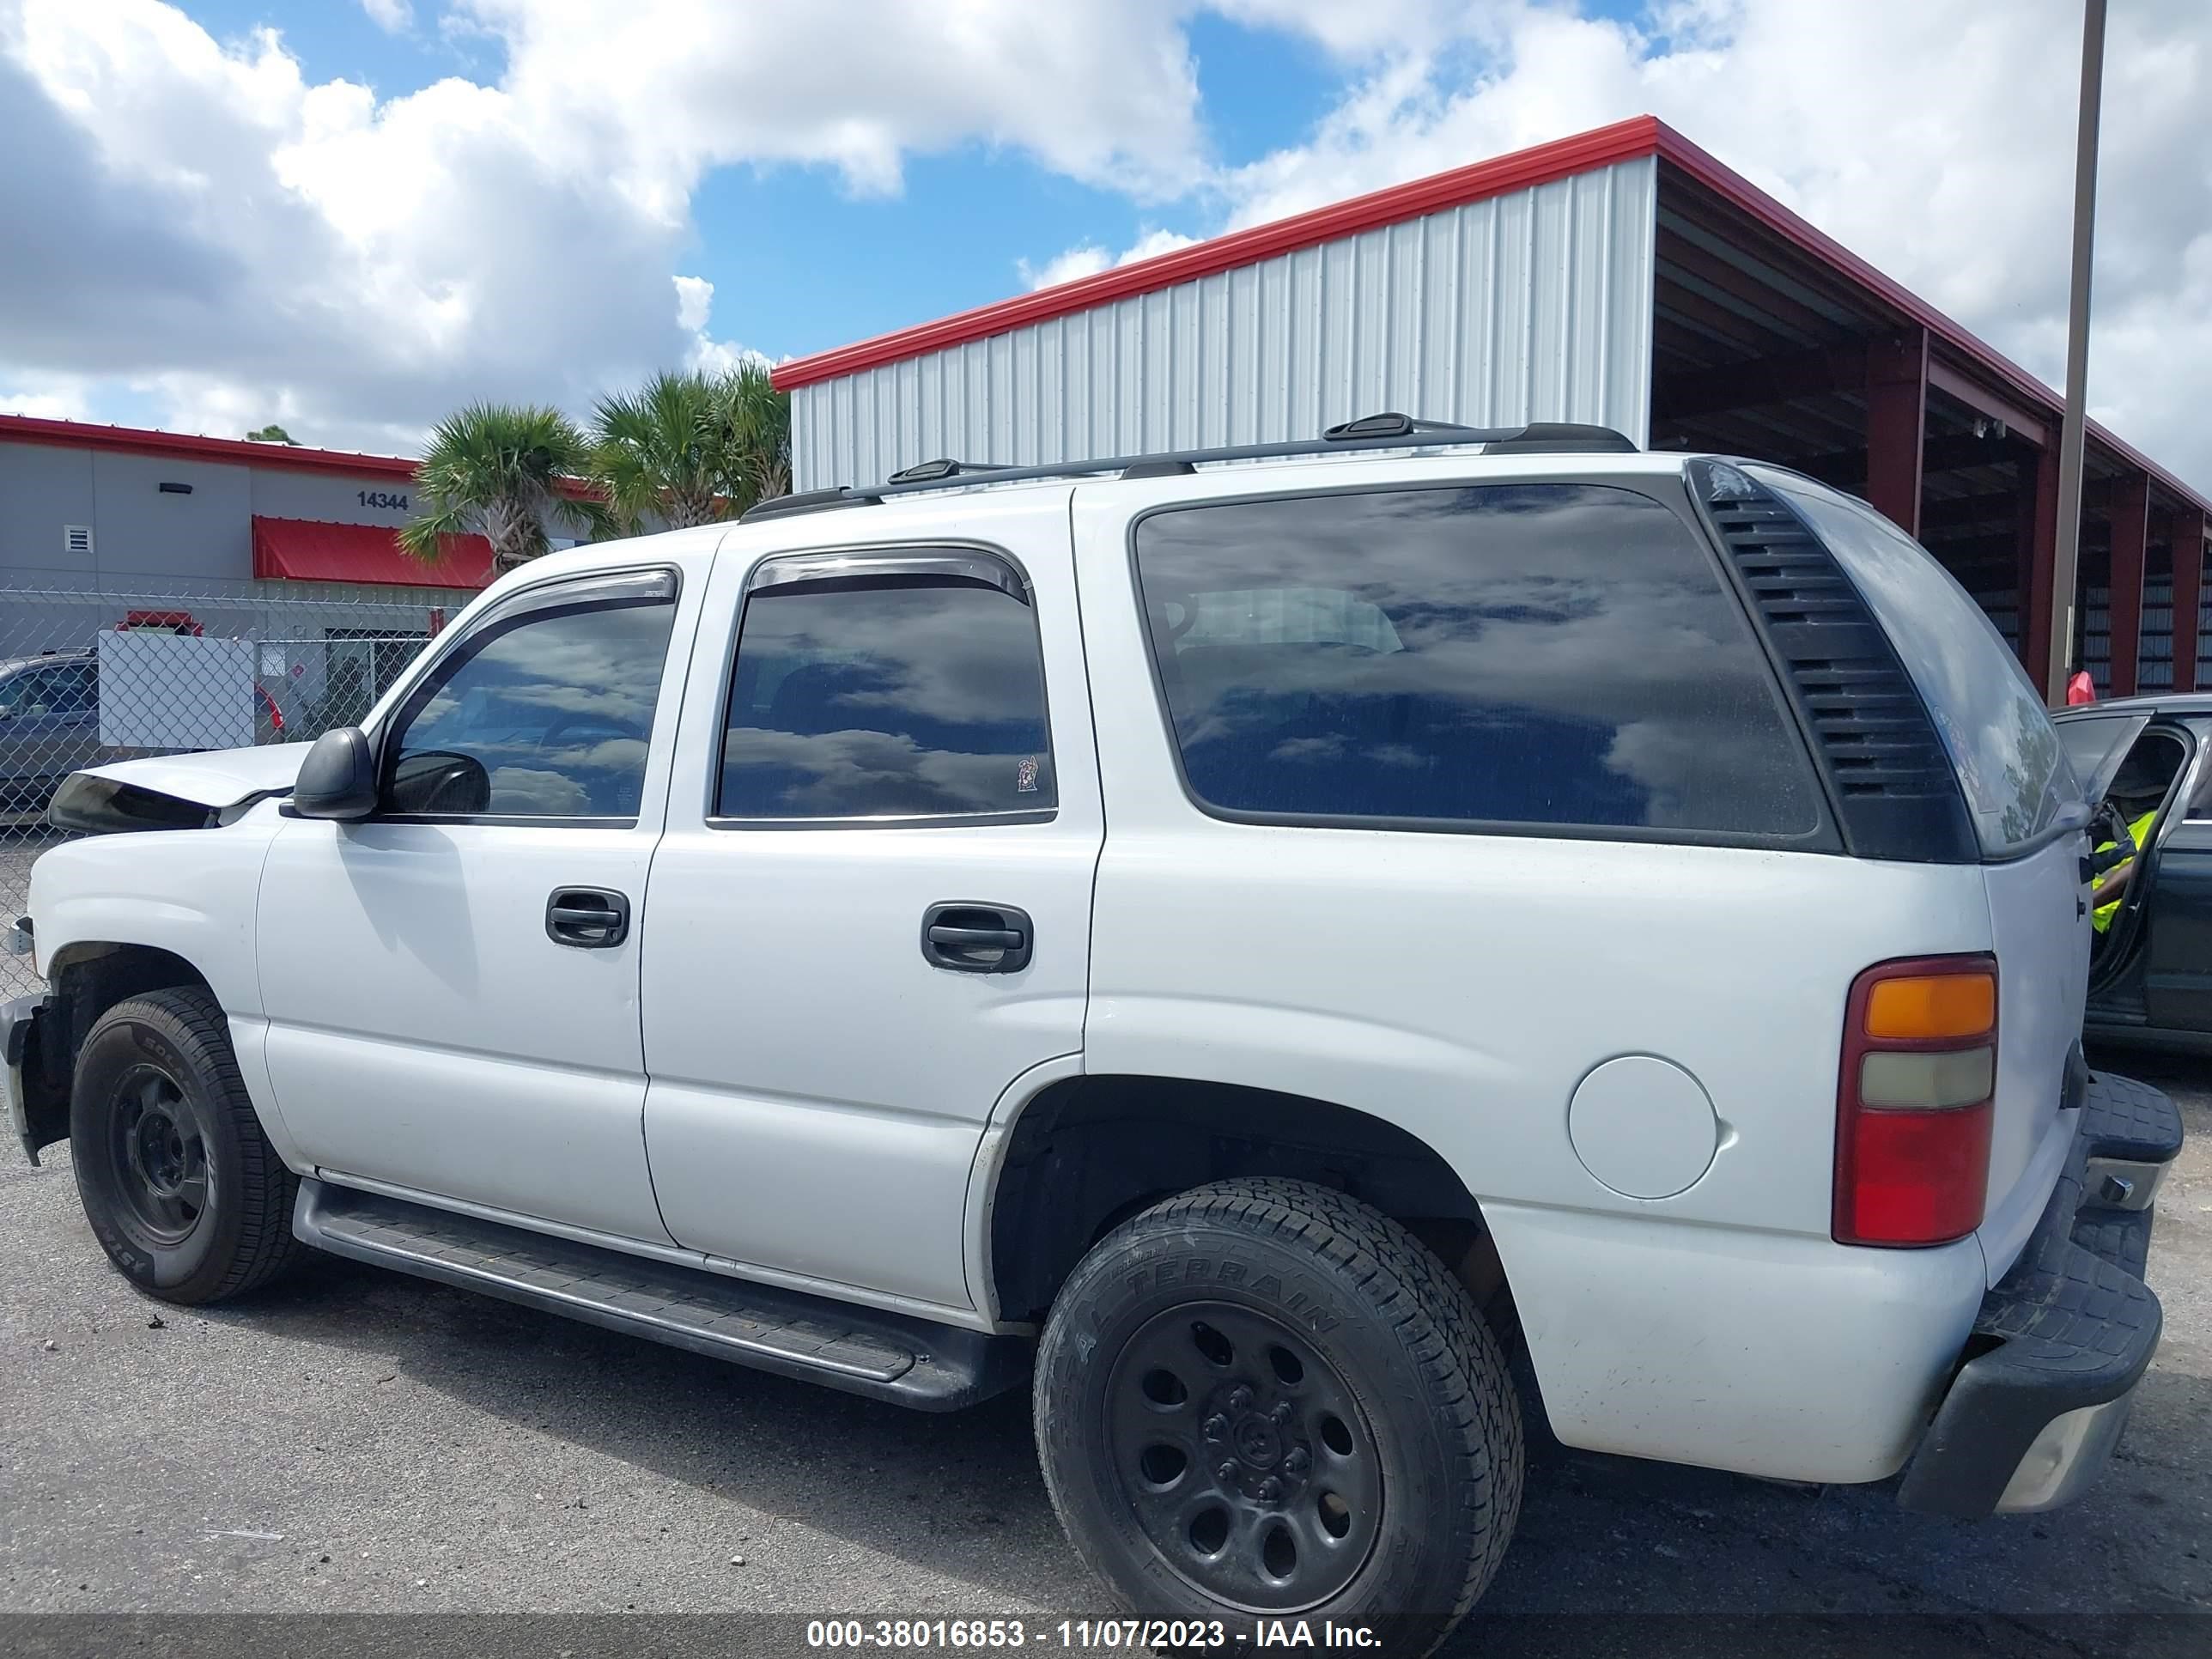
[2091,811,2158,933]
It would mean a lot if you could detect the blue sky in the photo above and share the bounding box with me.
[683,17,1343,357]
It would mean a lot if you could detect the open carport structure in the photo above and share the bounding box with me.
[775,115,2210,701]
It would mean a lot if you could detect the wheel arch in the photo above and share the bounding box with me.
[977,1073,1510,1331]
[44,939,220,1072]
[25,939,308,1172]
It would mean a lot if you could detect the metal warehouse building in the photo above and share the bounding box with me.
[775,115,2211,700]
[0,415,539,723]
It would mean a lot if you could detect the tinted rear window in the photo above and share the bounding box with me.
[1132,483,1823,837]
[1758,471,2077,856]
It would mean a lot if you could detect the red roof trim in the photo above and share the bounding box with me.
[0,411,606,503]
[0,411,420,479]
[770,116,1666,392]
[251,515,493,590]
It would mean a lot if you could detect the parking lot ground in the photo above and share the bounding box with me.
[2,1054,2209,1658]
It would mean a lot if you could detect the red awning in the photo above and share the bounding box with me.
[251,516,494,590]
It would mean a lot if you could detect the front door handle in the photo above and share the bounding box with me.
[546,887,630,949]
[921,902,1032,974]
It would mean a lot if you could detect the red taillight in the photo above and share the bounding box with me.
[1833,954,1997,1247]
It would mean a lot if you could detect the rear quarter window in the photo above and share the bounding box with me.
[1131,482,1826,840]
[1757,471,2077,857]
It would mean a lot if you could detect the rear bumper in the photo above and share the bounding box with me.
[1898,1071,2179,1515]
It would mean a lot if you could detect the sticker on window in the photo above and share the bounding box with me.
[1016,756,1041,794]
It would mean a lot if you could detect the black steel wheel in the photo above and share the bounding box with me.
[1109,1301,1384,1611]
[70,988,302,1304]
[1035,1178,1522,1656]
[104,1064,211,1244]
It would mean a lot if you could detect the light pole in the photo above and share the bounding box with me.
[2046,0,2107,705]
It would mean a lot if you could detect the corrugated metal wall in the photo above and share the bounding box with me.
[2075,580,2194,694]
[791,157,1658,491]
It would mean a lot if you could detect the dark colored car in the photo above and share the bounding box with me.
[0,651,289,817]
[0,652,101,813]
[2055,694,2212,1053]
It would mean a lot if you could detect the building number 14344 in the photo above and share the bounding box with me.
[357,490,410,511]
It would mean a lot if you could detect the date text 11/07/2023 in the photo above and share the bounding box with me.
[805,1619,1382,1650]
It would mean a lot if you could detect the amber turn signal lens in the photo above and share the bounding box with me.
[1863,972,1996,1041]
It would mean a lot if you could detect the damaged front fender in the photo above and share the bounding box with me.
[3,994,66,1165]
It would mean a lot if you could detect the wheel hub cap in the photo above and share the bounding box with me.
[106,1065,209,1245]
[1108,1299,1383,1612]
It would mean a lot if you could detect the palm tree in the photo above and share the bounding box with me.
[588,364,792,533]
[719,360,791,507]
[399,404,611,574]
[589,370,734,532]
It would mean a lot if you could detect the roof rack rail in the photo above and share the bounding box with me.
[738,412,1637,523]
[740,484,878,524]
[884,457,1012,483]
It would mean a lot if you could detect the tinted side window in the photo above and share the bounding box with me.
[719,574,1054,820]
[1133,483,1821,836]
[1759,471,2075,857]
[386,593,676,819]
[2191,750,2212,822]
[3,665,88,714]
[58,663,96,713]
[13,668,66,713]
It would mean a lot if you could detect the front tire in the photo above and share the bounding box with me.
[1033,1178,1522,1656]
[70,988,302,1304]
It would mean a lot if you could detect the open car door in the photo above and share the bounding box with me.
[2141,726,2212,1035]
[2087,718,2198,1016]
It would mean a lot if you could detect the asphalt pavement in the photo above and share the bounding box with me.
[3,1054,2209,1658]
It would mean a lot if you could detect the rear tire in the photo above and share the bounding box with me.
[1033,1177,1522,1656]
[70,988,302,1304]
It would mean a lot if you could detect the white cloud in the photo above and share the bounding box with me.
[463,0,1206,208]
[360,0,412,33]
[0,378,95,422]
[669,275,763,376]
[1205,0,1488,63]
[1018,228,1199,291]
[0,0,1217,453]
[1,0,2207,494]
[672,274,714,334]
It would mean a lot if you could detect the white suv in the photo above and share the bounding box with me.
[3,417,2180,1651]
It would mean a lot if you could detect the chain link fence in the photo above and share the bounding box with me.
[1,584,452,997]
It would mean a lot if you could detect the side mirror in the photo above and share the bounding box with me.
[291,726,379,819]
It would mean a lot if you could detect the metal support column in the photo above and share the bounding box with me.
[2047,0,2108,702]
[1865,331,1929,536]
[2022,448,2063,685]
[2175,507,2209,694]
[2107,475,2150,697]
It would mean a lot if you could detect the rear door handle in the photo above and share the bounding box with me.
[546,887,630,949]
[921,902,1032,974]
